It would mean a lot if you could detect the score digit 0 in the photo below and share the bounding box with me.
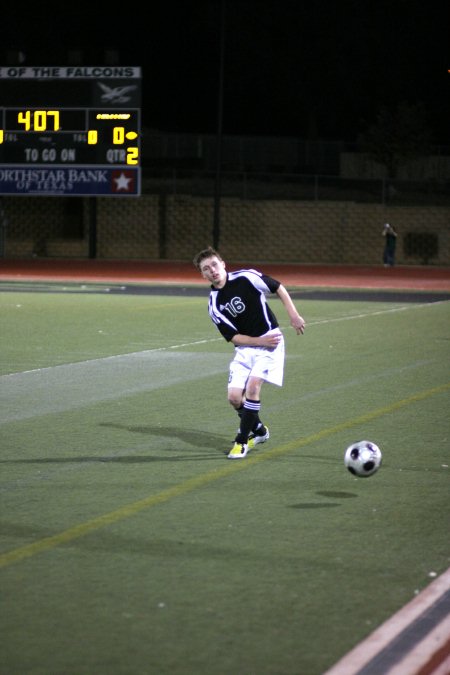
[86,126,139,164]
[113,127,138,144]
[113,127,139,165]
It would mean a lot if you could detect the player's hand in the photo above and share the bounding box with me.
[292,315,306,335]
[263,332,283,347]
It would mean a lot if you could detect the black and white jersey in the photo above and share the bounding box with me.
[208,268,281,342]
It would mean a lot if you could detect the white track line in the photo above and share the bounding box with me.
[324,569,450,675]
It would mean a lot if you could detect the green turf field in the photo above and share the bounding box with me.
[1,284,449,675]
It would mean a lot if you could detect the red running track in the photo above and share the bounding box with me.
[1,259,450,291]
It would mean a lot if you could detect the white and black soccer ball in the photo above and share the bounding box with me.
[344,440,382,477]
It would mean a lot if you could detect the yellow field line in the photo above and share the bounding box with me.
[1,381,449,570]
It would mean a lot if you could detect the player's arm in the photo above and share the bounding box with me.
[276,284,306,335]
[216,324,279,347]
[231,333,282,348]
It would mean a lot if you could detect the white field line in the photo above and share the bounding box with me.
[0,301,446,425]
[2,300,443,378]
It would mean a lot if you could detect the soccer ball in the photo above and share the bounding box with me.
[344,440,382,477]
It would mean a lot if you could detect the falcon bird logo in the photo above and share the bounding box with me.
[97,83,137,104]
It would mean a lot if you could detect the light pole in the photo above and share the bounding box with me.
[213,0,226,250]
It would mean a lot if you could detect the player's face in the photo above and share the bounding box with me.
[199,256,227,287]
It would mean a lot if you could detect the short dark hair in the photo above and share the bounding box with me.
[193,246,223,270]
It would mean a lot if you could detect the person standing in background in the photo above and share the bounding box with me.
[382,223,398,266]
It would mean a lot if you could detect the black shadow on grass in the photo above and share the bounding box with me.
[101,453,225,462]
[290,503,342,509]
[290,491,357,509]
[0,425,229,464]
[0,454,224,463]
[316,491,357,498]
[99,422,227,449]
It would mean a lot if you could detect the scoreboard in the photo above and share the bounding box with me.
[0,66,141,196]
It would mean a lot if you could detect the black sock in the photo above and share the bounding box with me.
[235,399,261,443]
[237,404,264,436]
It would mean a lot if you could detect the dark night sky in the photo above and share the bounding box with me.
[1,0,449,143]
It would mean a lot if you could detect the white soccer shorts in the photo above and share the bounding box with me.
[228,331,285,389]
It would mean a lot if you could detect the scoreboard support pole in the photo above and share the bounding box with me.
[0,198,7,258]
[88,197,97,259]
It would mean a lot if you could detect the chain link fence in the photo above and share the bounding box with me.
[2,132,450,265]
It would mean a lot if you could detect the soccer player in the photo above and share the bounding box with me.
[193,247,306,459]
